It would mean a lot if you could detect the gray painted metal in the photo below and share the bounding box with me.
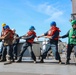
[71,0,76,19]
[17,41,67,57]
[17,42,41,57]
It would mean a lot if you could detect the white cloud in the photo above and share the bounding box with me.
[36,3,63,22]
[37,3,62,15]
[26,2,64,22]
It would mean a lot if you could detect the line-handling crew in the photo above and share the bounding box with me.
[16,26,37,63]
[37,21,62,64]
[0,20,76,65]
[0,25,14,65]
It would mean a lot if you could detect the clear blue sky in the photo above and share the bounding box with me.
[0,0,72,43]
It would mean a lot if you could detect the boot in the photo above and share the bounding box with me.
[0,55,1,60]
[4,55,11,65]
[59,59,62,64]
[65,60,70,65]
[14,54,17,60]
[74,53,76,57]
[40,57,44,63]
[0,57,6,62]
[0,59,6,62]
[14,56,17,60]
[4,60,11,65]
[16,56,22,63]
[33,58,36,63]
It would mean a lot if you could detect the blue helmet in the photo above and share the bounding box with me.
[3,25,10,29]
[29,26,35,30]
[50,21,56,26]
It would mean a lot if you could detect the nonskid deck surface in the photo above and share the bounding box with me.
[0,53,76,75]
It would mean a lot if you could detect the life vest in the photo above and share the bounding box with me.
[27,31,36,43]
[68,28,76,44]
[4,29,14,40]
[47,26,60,40]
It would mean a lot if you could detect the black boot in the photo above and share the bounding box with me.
[74,53,76,57]
[40,57,44,63]
[65,60,70,65]
[16,56,22,62]
[0,57,6,62]
[0,59,6,62]
[59,59,62,64]
[14,56,17,60]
